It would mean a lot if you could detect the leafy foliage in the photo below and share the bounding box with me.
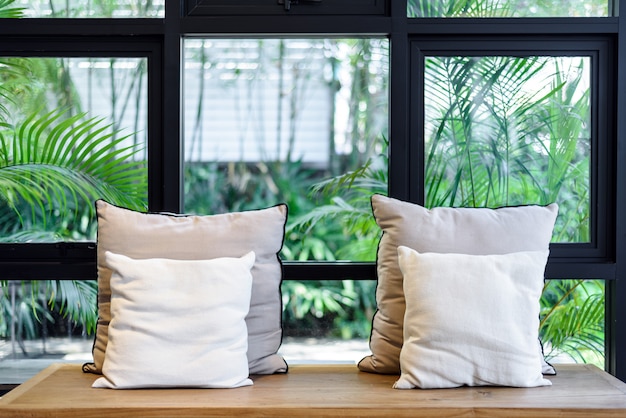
[288,146,387,261]
[0,108,147,347]
[0,55,147,348]
[0,109,147,241]
[407,0,607,17]
[290,54,602,364]
[0,0,24,18]
[540,280,604,364]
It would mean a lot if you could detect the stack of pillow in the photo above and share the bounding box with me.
[83,200,288,389]
[358,195,558,389]
[85,194,558,390]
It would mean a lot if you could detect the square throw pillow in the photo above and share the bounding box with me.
[358,194,558,375]
[92,251,255,389]
[393,246,552,389]
[83,200,288,376]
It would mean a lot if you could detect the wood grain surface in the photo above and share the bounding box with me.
[1,363,625,417]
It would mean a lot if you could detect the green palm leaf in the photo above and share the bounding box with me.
[0,0,24,18]
[46,279,98,335]
[0,108,147,236]
[540,280,605,364]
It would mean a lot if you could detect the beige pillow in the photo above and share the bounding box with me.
[393,247,552,389]
[93,252,255,389]
[358,194,558,375]
[83,200,288,376]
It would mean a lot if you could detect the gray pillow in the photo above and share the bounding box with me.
[83,200,288,376]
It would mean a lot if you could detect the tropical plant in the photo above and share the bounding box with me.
[0,0,23,18]
[540,279,604,365]
[0,108,147,351]
[0,109,147,240]
[287,140,387,262]
[407,0,608,18]
[408,0,513,18]
[0,7,149,349]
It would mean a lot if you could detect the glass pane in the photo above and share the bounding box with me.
[540,279,605,368]
[408,0,610,18]
[0,57,148,243]
[5,0,164,18]
[424,55,591,243]
[279,279,374,364]
[0,281,95,385]
[0,56,147,384]
[183,38,389,263]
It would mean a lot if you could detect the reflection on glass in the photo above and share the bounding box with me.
[424,55,591,243]
[0,57,148,243]
[408,0,609,18]
[10,0,164,18]
[183,38,389,262]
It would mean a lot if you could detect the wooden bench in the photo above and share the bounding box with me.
[1,363,626,417]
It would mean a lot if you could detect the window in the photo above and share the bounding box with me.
[413,40,610,367]
[1,0,624,384]
[14,0,164,18]
[1,56,148,244]
[407,0,609,17]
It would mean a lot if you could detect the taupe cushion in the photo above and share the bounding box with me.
[358,194,558,375]
[84,200,288,376]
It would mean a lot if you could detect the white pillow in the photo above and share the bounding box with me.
[393,246,552,389]
[92,251,255,389]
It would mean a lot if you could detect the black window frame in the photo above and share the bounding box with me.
[185,0,386,16]
[409,36,614,266]
[0,0,625,382]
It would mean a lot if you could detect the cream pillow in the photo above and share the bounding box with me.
[93,251,255,389]
[84,200,288,376]
[393,246,552,389]
[358,195,558,375]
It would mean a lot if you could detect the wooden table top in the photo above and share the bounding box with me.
[1,363,626,417]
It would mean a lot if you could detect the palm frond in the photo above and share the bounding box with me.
[287,197,373,235]
[541,283,605,364]
[46,280,98,334]
[309,152,387,199]
[0,0,25,18]
[0,108,147,232]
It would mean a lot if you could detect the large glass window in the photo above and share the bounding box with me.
[0,55,148,383]
[424,55,590,242]
[408,0,610,18]
[1,0,624,386]
[183,38,389,263]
